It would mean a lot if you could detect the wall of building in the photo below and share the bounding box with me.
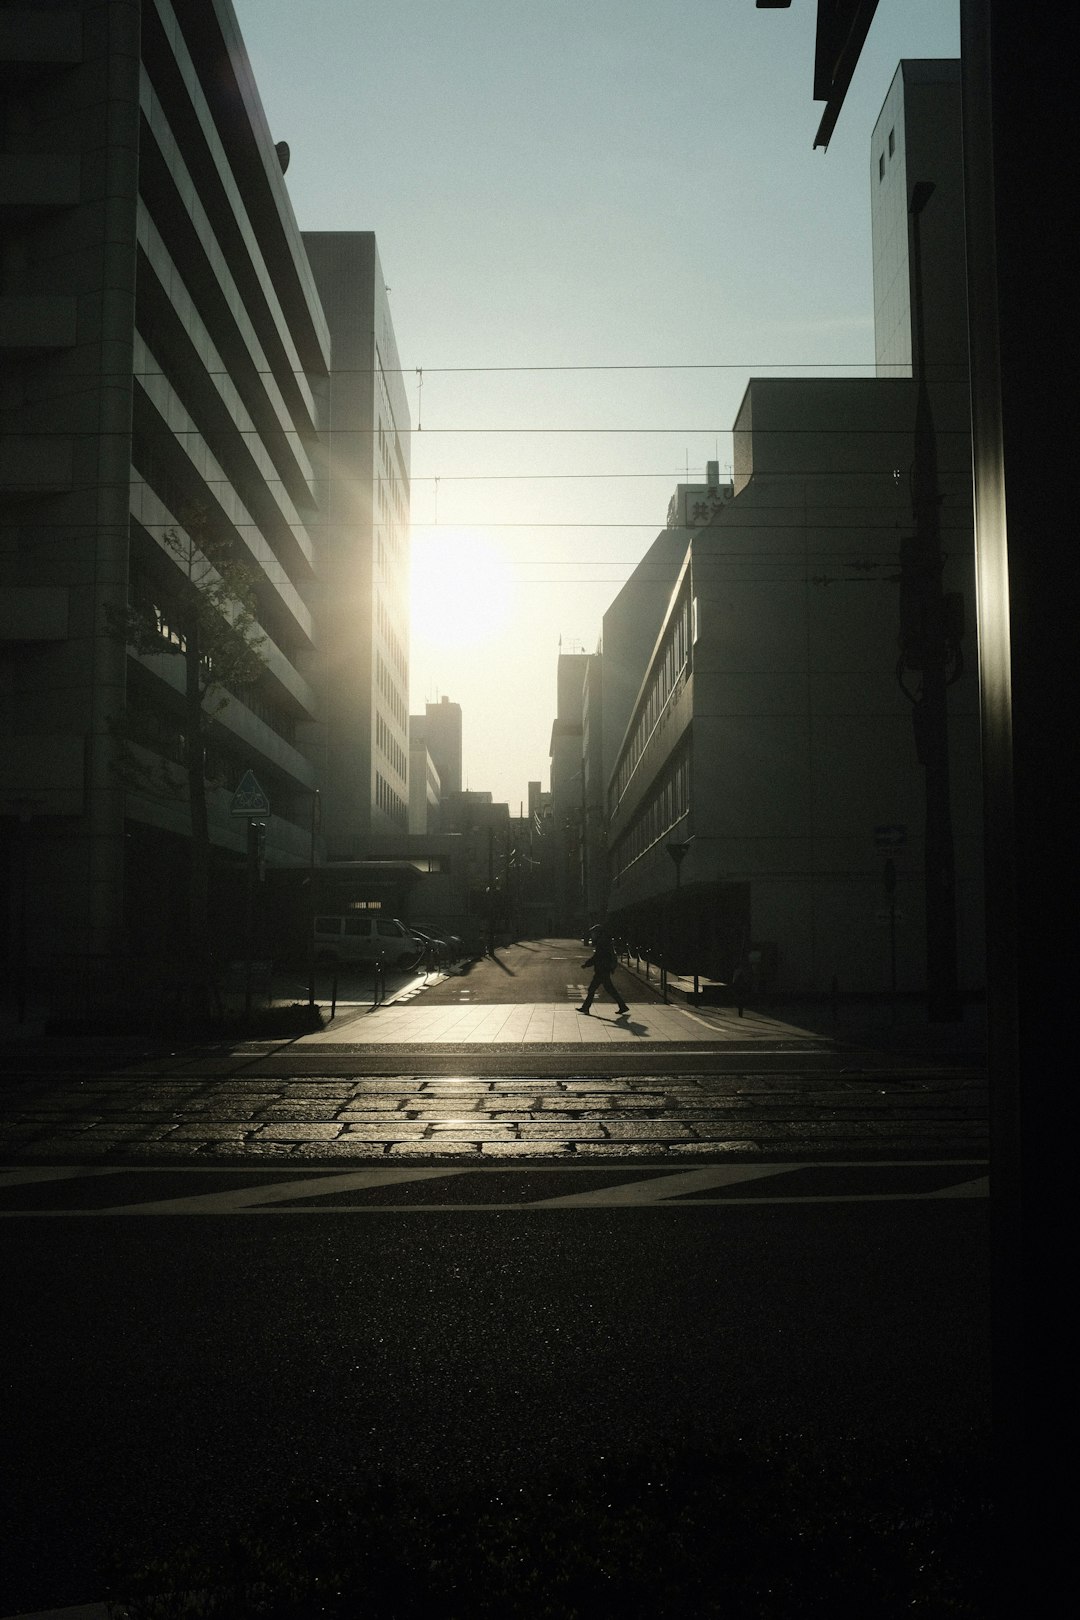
[607,378,983,996]
[1,0,142,970]
[872,60,967,383]
[407,726,440,834]
[424,695,462,805]
[1,1,410,996]
[303,231,411,850]
[598,527,687,797]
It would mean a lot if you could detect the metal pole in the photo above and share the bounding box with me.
[307,788,319,1008]
[580,766,588,929]
[244,818,256,1020]
[16,813,30,1024]
[503,834,512,943]
[908,184,961,1022]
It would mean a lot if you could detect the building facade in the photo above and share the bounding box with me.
[576,463,731,922]
[0,0,407,1003]
[424,695,462,810]
[407,714,440,834]
[302,232,411,852]
[606,379,982,996]
[602,62,981,998]
[871,60,966,384]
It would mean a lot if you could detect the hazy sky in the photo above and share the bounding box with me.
[232,0,960,812]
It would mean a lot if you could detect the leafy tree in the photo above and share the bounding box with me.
[111,512,266,1009]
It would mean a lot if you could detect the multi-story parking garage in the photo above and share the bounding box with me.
[0,0,409,1009]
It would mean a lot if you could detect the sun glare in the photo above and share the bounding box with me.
[410,529,514,650]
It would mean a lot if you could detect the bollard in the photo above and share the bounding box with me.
[330,966,338,1021]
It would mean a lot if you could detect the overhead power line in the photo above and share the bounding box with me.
[132,361,900,378]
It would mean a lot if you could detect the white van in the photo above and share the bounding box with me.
[313,915,423,969]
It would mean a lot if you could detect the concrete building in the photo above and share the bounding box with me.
[0,0,407,1002]
[547,651,593,934]
[302,232,411,852]
[423,695,462,811]
[602,64,982,1000]
[607,380,981,995]
[871,60,967,383]
[580,654,605,922]
[407,714,440,834]
[576,463,731,921]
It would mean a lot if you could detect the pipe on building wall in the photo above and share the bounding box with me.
[85,0,142,970]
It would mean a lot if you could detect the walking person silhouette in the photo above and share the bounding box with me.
[578,922,629,1016]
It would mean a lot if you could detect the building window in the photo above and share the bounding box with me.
[609,585,693,820]
[610,742,691,883]
[878,152,885,181]
[888,127,895,157]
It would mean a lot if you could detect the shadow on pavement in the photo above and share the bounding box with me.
[752,998,988,1060]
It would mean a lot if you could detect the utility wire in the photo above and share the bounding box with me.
[46,419,971,435]
[129,362,952,377]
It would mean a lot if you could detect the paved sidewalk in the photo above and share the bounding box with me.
[300,997,825,1045]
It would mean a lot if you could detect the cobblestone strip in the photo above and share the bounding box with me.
[0,1072,988,1162]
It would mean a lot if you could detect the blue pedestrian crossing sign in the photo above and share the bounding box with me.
[230,770,270,817]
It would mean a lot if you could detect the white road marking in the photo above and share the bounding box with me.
[0,1162,989,1214]
[529,1163,795,1206]
[934,1176,990,1198]
[0,1165,128,1189]
[101,1166,469,1216]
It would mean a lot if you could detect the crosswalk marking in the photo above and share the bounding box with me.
[0,1165,128,1190]
[530,1163,794,1206]
[0,1162,988,1214]
[102,1166,467,1216]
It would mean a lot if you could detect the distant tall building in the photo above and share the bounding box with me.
[545,652,594,932]
[408,714,440,833]
[303,232,411,850]
[424,696,462,805]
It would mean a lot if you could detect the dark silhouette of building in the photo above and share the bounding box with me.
[424,696,462,810]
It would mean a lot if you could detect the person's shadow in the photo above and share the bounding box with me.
[593,1011,650,1037]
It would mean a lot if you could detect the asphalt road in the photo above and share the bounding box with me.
[414,937,654,1006]
[1,1177,990,1616]
[0,943,993,1613]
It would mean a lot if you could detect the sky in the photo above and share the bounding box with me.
[232,0,961,813]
